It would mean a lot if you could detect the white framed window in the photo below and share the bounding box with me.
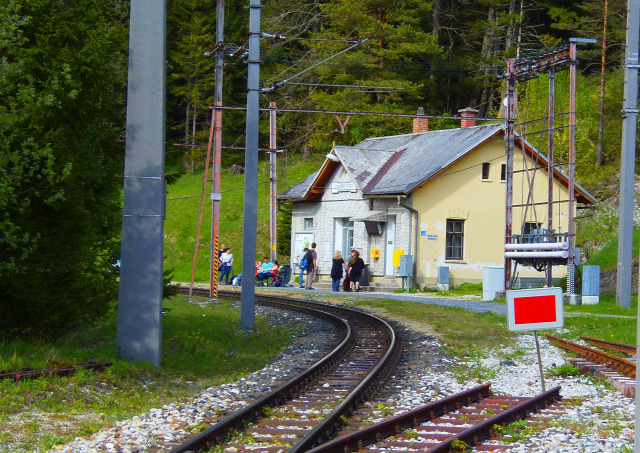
[304,218,314,230]
[446,219,464,260]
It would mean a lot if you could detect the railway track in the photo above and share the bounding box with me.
[546,334,636,378]
[0,361,112,382]
[168,288,564,452]
[580,336,636,356]
[170,288,400,452]
[307,383,561,453]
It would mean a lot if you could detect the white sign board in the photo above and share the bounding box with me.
[506,287,564,332]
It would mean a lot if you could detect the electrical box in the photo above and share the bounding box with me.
[370,249,379,259]
[392,249,404,267]
[399,255,413,276]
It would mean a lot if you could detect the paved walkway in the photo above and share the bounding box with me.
[255,284,509,316]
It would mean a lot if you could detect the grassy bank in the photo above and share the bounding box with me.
[0,295,296,451]
[1,292,636,451]
[165,155,323,283]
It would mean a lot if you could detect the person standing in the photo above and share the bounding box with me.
[348,249,365,291]
[219,247,233,284]
[304,243,317,290]
[330,250,345,292]
[295,247,308,288]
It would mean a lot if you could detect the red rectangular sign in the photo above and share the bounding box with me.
[514,295,557,324]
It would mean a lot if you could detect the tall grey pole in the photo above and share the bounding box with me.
[618,1,640,447]
[116,0,167,367]
[617,0,639,310]
[240,0,261,329]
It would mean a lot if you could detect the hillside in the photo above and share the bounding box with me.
[165,155,324,282]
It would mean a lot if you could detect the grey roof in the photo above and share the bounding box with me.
[278,123,597,204]
[358,124,503,195]
[279,170,319,199]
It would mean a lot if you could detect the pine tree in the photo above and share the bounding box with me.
[0,0,129,335]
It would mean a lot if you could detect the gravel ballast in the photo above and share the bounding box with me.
[49,299,635,453]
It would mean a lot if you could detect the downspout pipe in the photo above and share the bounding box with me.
[398,197,418,291]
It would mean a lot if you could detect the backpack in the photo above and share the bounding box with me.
[299,257,308,270]
[303,250,314,271]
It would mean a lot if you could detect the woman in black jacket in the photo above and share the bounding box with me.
[348,250,365,292]
[330,251,345,291]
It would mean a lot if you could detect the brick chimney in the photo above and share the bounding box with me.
[458,107,479,128]
[412,107,428,133]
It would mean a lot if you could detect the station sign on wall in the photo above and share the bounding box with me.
[506,287,564,332]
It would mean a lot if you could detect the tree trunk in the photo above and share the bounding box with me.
[478,7,497,116]
[430,0,441,80]
[302,142,311,161]
[505,0,517,54]
[597,0,609,166]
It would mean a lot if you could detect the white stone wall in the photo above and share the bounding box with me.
[289,167,416,282]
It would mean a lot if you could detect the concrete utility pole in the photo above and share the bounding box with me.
[116,0,167,367]
[240,0,261,330]
[617,0,640,447]
[617,0,639,310]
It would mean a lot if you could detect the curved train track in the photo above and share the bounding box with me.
[171,288,400,452]
[172,288,562,452]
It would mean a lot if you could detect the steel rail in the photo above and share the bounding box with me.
[304,384,492,453]
[168,301,352,453]
[547,334,636,378]
[580,336,636,355]
[427,385,561,453]
[288,303,398,452]
[303,384,561,453]
[0,361,113,382]
[170,289,399,453]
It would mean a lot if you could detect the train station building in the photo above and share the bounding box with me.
[278,109,596,290]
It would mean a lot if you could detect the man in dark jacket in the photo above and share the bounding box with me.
[304,243,317,290]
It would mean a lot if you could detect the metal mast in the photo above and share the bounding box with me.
[240,0,262,330]
[116,0,167,367]
[187,0,225,300]
[617,0,639,309]
[209,0,225,299]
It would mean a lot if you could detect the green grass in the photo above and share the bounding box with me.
[2,290,637,451]
[582,227,640,271]
[164,155,323,283]
[0,295,297,452]
[344,297,515,355]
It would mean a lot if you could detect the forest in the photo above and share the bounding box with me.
[0,0,632,334]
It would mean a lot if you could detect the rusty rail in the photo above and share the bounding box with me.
[547,334,636,378]
[580,336,636,355]
[0,361,113,382]
[304,384,561,453]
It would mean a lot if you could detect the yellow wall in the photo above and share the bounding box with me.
[412,135,571,286]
